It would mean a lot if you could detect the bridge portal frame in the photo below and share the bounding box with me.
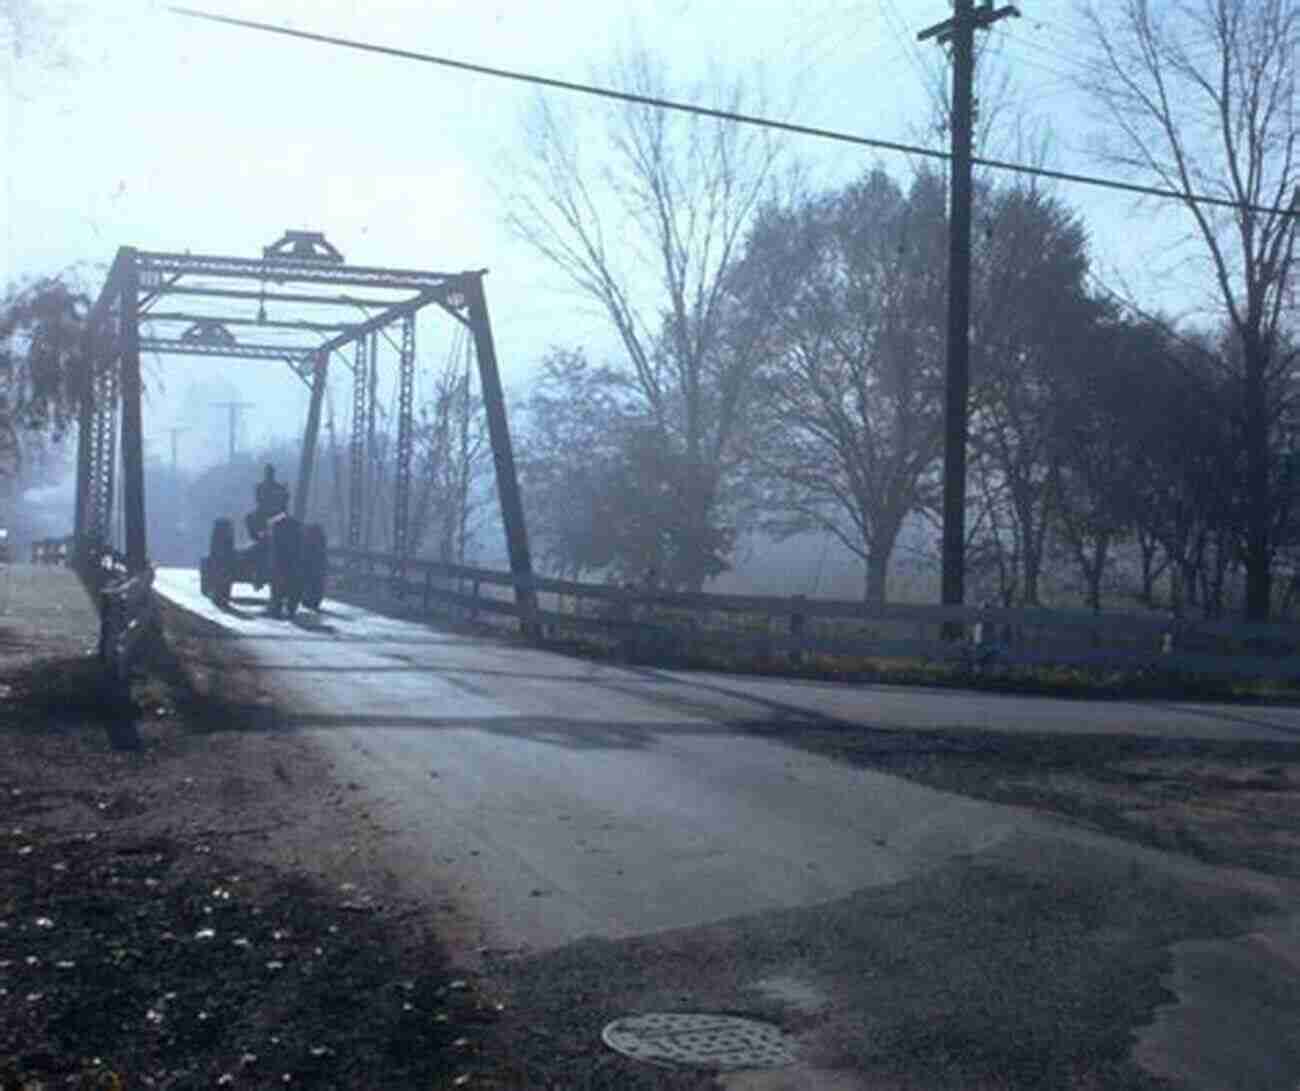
[75,234,537,625]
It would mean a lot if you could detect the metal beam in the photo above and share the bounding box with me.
[146,283,416,311]
[137,249,462,292]
[138,272,185,313]
[90,309,120,558]
[393,312,415,560]
[295,350,329,522]
[119,250,148,573]
[86,249,128,344]
[465,273,538,635]
[139,337,314,364]
[427,274,485,331]
[364,330,379,551]
[348,336,367,552]
[74,320,96,554]
[314,288,442,357]
[142,312,357,333]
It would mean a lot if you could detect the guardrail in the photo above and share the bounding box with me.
[323,547,1300,681]
[31,535,74,566]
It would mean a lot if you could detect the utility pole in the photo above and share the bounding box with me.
[211,401,255,463]
[919,0,1018,615]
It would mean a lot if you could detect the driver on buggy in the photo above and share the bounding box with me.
[246,465,290,586]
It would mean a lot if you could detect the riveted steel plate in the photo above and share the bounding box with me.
[601,1012,798,1070]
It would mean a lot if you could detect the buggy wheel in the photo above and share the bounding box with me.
[205,519,235,606]
[302,524,327,609]
[209,518,235,561]
[208,562,232,608]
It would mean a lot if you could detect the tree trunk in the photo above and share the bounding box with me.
[1176,555,1201,615]
[1136,525,1164,607]
[862,508,907,609]
[1082,535,1109,613]
[1021,527,1043,607]
[863,541,893,608]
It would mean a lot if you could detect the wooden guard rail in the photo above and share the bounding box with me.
[326,547,1300,681]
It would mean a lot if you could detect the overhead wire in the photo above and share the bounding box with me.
[168,6,1298,220]
[976,36,1098,130]
[879,0,949,124]
[784,1,889,90]
[996,36,1095,88]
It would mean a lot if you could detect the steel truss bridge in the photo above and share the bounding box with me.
[74,230,538,622]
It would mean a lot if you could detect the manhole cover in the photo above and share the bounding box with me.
[601,1012,798,1070]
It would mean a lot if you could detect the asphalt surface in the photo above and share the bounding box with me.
[153,568,1300,1089]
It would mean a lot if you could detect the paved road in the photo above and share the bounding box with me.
[154,565,1300,950]
[153,568,1300,1089]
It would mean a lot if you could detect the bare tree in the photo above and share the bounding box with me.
[506,50,785,589]
[517,349,634,580]
[1049,316,1166,610]
[734,167,949,606]
[967,183,1098,606]
[1080,0,1300,618]
[410,338,490,566]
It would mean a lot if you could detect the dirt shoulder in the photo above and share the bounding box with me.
[0,566,504,1091]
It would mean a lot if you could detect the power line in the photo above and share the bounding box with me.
[169,6,1298,220]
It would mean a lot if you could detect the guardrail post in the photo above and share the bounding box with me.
[968,601,995,674]
[789,595,806,667]
[615,584,634,661]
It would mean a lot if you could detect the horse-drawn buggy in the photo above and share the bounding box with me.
[199,466,328,618]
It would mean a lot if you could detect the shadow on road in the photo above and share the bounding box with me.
[194,708,750,752]
[1154,702,1300,740]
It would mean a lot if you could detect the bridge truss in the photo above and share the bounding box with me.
[75,231,537,620]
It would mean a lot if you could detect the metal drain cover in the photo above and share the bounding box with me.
[601,1012,798,1070]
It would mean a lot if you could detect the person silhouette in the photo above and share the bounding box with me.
[247,466,291,588]
[248,465,289,539]
[256,464,289,518]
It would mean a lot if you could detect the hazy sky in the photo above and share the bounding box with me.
[3,0,1206,472]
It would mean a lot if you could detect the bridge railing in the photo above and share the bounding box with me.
[324,547,1300,681]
